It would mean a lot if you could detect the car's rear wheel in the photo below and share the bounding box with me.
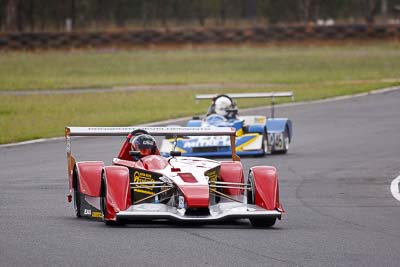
[73,167,81,218]
[247,171,276,228]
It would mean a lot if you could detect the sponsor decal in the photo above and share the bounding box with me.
[91,211,102,218]
[83,126,233,134]
[268,133,274,146]
[84,209,92,216]
[133,171,155,195]
[143,140,154,145]
[274,133,283,149]
[256,117,266,123]
[205,168,219,183]
[182,136,230,148]
[178,196,185,209]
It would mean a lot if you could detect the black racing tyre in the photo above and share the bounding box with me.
[247,171,276,228]
[100,173,114,225]
[73,167,82,218]
[247,171,255,205]
[250,217,276,228]
[261,129,268,156]
[100,173,107,220]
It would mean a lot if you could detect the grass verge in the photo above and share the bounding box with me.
[1,41,399,144]
[1,41,400,91]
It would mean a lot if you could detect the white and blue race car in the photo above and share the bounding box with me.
[160,92,293,157]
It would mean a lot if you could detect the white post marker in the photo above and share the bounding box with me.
[390,174,400,202]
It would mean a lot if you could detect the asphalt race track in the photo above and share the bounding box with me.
[1,89,400,266]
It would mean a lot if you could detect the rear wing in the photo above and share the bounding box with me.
[195,92,294,118]
[65,126,239,180]
[195,92,294,100]
[65,126,236,137]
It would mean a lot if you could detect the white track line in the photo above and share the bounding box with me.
[390,175,400,202]
[1,85,400,149]
[0,137,65,148]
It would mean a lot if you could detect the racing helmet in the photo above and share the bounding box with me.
[214,96,233,116]
[130,134,158,157]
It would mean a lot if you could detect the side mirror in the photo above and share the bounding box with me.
[129,150,142,159]
[170,151,181,157]
[192,116,201,120]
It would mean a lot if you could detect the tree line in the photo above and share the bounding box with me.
[1,0,400,32]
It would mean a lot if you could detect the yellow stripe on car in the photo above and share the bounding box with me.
[236,134,259,152]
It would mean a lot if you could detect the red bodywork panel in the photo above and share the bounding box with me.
[114,155,169,170]
[117,140,132,161]
[219,161,244,195]
[250,166,282,211]
[113,158,135,168]
[178,185,210,208]
[134,155,169,170]
[75,161,104,197]
[178,173,198,183]
[103,166,131,220]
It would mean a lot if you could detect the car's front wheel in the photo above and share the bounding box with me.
[73,167,82,218]
[100,172,125,226]
[247,171,276,228]
[100,173,107,220]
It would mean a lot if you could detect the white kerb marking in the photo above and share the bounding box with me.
[390,175,400,202]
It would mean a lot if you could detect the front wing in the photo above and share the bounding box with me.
[116,202,282,222]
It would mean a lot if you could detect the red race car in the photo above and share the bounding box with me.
[65,126,284,227]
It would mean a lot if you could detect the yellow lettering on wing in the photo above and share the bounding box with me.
[206,169,218,182]
[133,171,155,195]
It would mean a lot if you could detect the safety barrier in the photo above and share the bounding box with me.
[0,24,399,50]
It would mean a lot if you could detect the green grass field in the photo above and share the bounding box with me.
[0,41,399,144]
